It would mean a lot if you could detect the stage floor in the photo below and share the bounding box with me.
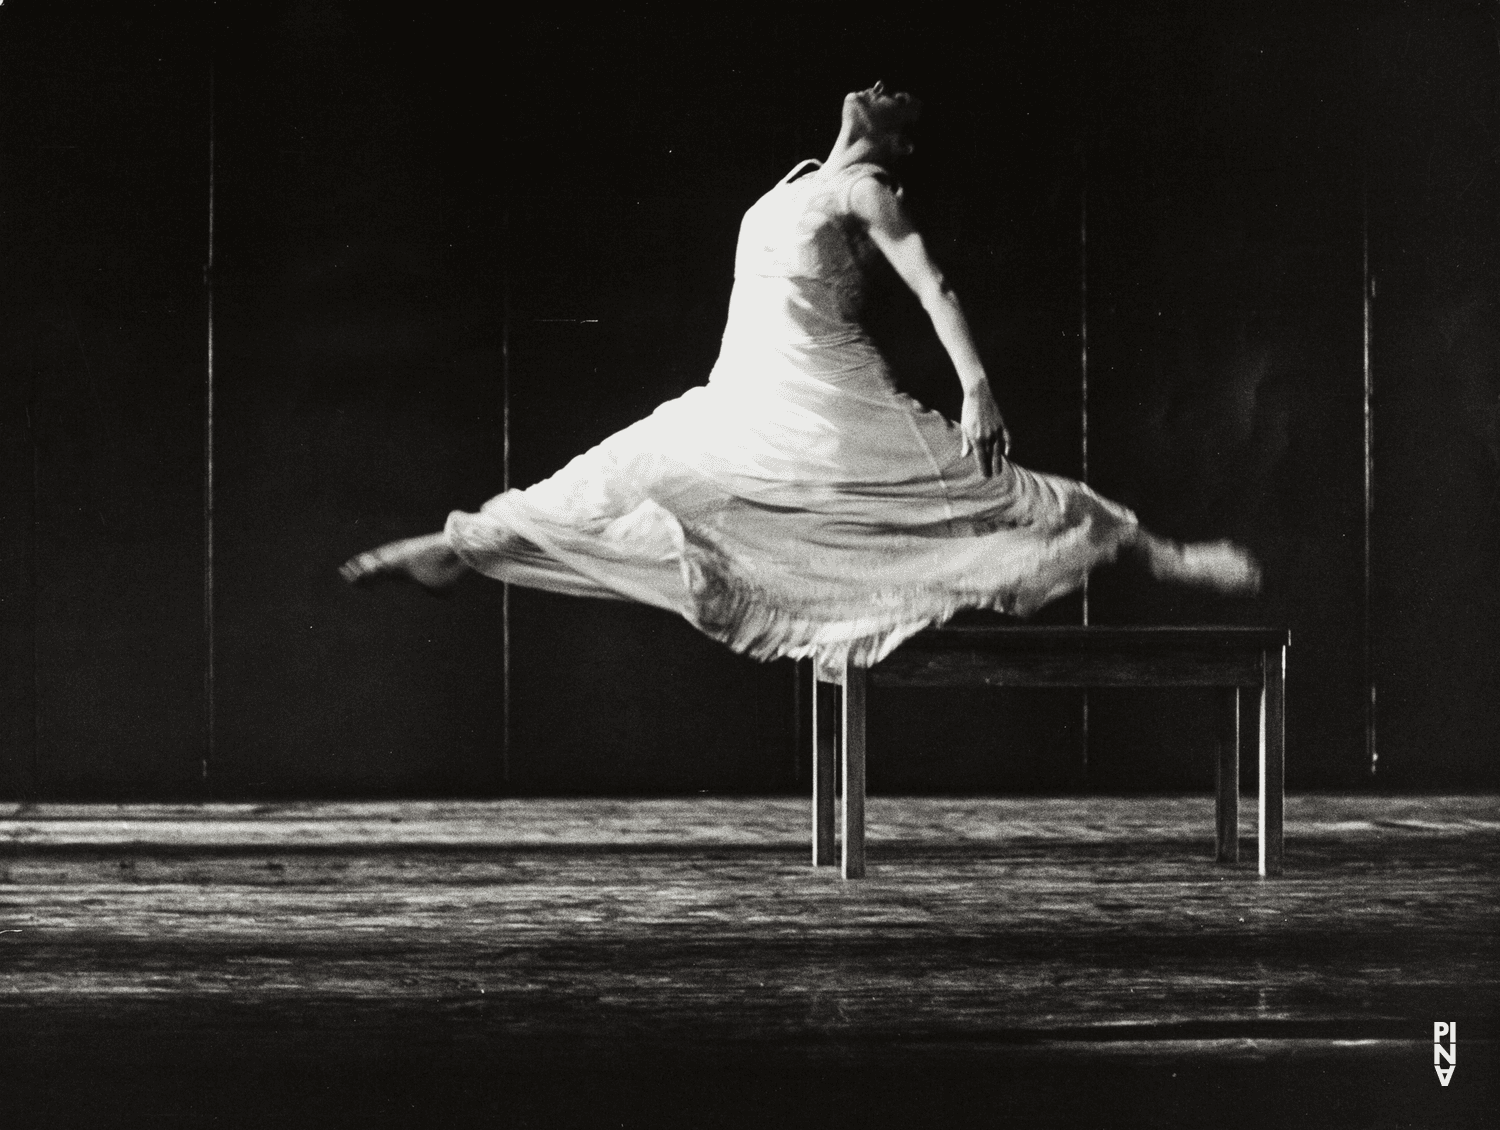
[2,795,1496,1127]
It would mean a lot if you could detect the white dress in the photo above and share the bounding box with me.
[445,159,1138,673]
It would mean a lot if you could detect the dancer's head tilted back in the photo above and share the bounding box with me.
[833,81,922,167]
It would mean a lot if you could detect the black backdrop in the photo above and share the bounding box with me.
[2,2,1496,798]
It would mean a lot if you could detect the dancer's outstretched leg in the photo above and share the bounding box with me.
[1125,529,1263,596]
[340,533,468,594]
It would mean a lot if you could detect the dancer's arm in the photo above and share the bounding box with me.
[851,176,1011,476]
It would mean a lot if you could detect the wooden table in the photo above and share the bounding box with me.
[812,626,1289,879]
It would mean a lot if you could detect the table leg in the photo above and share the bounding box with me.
[812,669,837,867]
[1215,686,1240,864]
[841,660,867,880]
[1259,645,1286,877]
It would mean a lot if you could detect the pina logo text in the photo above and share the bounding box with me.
[1434,1022,1456,1086]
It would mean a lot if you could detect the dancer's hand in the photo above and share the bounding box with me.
[960,385,1011,477]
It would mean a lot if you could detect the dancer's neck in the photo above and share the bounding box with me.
[822,128,893,177]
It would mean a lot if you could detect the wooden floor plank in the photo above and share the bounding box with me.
[4,795,1497,845]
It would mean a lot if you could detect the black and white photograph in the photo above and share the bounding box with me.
[1,2,1496,1126]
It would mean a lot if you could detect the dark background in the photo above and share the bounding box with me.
[2,2,1496,799]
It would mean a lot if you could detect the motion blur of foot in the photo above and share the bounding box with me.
[339,533,467,594]
[1145,538,1263,596]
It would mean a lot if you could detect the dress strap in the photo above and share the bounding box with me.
[778,158,823,185]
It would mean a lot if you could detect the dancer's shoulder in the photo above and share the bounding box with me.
[835,162,901,209]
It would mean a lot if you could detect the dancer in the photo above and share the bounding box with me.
[342,83,1259,673]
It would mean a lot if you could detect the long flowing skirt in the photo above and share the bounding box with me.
[445,327,1137,674]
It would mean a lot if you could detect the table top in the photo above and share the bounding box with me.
[901,625,1290,651]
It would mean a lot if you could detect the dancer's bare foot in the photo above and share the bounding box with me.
[1138,535,1262,596]
[340,533,467,594]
